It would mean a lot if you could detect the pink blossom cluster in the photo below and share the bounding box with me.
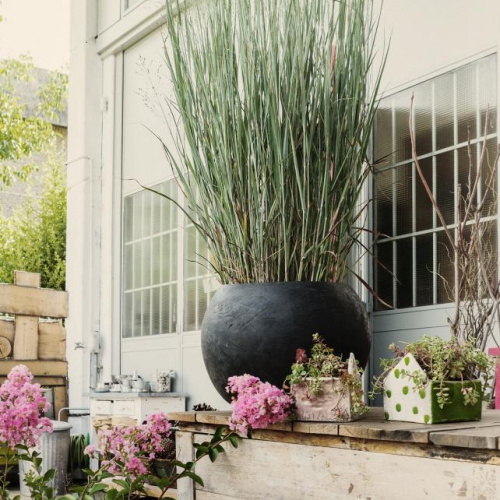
[226,374,293,436]
[85,412,172,476]
[0,365,53,450]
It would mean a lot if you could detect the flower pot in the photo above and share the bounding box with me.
[291,377,361,422]
[201,282,371,401]
[383,353,483,424]
[153,458,175,479]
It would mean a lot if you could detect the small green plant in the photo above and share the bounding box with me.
[371,336,495,408]
[286,334,367,416]
[69,435,89,481]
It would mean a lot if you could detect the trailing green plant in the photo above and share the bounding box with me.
[152,0,386,284]
[0,151,66,290]
[371,336,495,409]
[286,333,367,416]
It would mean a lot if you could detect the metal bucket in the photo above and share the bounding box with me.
[19,420,72,498]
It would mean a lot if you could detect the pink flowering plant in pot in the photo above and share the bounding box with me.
[0,365,53,500]
[76,375,292,500]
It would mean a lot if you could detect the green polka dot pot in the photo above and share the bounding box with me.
[382,353,483,424]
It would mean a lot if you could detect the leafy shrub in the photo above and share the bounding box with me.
[0,151,66,290]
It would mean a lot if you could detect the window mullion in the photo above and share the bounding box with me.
[432,79,438,305]
[391,99,397,308]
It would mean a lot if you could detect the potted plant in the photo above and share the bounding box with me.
[69,434,89,483]
[286,334,367,422]
[372,336,494,424]
[156,0,386,399]
[152,436,176,479]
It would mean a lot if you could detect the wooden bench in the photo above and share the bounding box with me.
[170,408,500,500]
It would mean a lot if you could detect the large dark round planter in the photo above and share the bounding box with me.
[201,282,371,402]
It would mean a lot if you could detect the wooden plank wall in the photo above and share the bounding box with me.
[0,271,68,420]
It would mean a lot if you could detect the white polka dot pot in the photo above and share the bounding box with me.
[383,353,482,424]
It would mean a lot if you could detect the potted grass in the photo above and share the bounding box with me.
[157,0,386,400]
[286,334,367,422]
[372,336,494,424]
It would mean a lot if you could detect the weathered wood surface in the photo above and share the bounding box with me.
[0,319,66,360]
[192,432,500,500]
[0,318,14,340]
[0,283,68,318]
[14,271,41,288]
[430,425,500,449]
[176,431,194,500]
[339,408,500,444]
[0,359,67,377]
[13,271,40,359]
[14,315,39,359]
[38,322,66,360]
[173,408,500,446]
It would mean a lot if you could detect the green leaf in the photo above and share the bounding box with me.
[183,471,204,487]
[213,427,224,442]
[208,448,219,462]
[43,468,56,481]
[89,483,109,494]
[228,434,239,448]
[112,479,130,489]
[106,488,118,500]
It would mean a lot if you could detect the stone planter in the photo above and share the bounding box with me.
[291,377,360,422]
[383,353,482,424]
[201,282,371,401]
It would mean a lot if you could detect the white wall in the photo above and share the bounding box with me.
[70,0,500,412]
[67,0,102,434]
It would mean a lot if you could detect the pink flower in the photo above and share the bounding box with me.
[0,365,53,450]
[226,374,293,437]
[84,444,98,458]
[97,412,172,475]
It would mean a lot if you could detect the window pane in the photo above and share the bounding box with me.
[478,55,497,137]
[373,54,497,312]
[436,230,455,304]
[122,179,178,338]
[374,102,393,165]
[375,241,393,311]
[124,197,134,243]
[413,80,433,156]
[414,157,433,232]
[394,92,412,163]
[416,234,434,306]
[480,138,498,215]
[375,168,393,238]
[456,62,477,143]
[396,238,413,308]
[395,163,412,236]
[435,150,455,225]
[435,72,454,150]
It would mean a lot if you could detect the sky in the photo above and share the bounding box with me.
[0,0,69,71]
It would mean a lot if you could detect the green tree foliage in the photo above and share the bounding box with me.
[0,151,66,290]
[0,56,68,186]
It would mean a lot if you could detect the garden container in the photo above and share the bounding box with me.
[383,353,482,424]
[291,377,359,422]
[19,420,72,497]
[201,282,370,401]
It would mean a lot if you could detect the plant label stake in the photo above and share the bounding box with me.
[488,347,500,410]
